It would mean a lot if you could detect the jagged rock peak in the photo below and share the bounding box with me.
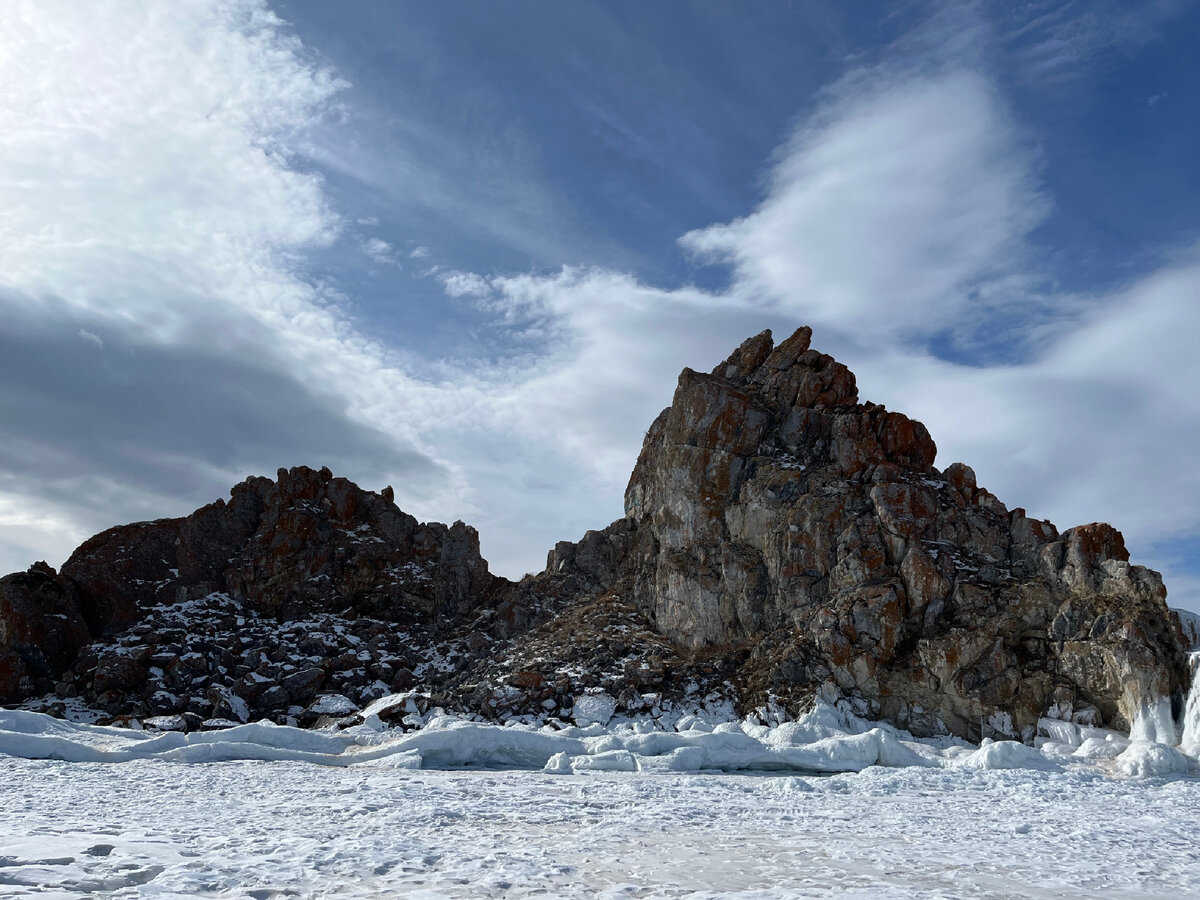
[0,465,507,701]
[709,326,859,411]
[1,465,508,708]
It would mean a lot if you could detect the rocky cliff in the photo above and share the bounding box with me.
[0,562,91,701]
[544,326,1189,739]
[0,327,1190,741]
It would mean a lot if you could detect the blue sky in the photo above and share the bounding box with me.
[2,0,1199,611]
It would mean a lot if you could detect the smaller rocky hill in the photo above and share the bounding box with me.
[61,464,499,633]
[1,465,502,715]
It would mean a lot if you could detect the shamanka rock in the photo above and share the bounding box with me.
[541,326,1189,740]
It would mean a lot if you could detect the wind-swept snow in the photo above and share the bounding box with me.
[2,696,1197,776]
[1,755,1199,897]
[2,698,1200,895]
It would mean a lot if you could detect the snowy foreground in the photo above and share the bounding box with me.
[3,703,1200,897]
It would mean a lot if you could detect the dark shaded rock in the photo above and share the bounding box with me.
[0,563,91,702]
[59,466,502,634]
[390,667,415,691]
[92,650,150,695]
[256,685,289,711]
[281,666,326,702]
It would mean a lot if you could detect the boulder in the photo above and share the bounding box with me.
[0,563,91,702]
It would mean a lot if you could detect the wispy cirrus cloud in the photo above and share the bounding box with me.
[1000,0,1192,85]
[679,66,1051,356]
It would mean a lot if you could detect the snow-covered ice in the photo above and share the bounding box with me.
[7,699,1182,776]
[2,699,1200,896]
[2,754,1200,897]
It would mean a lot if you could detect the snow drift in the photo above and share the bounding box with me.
[3,692,1196,779]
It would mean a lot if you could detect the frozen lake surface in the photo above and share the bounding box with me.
[3,757,1200,898]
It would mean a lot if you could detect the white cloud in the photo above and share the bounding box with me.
[840,259,1200,548]
[439,271,492,299]
[679,67,1048,349]
[362,237,396,264]
[0,492,90,570]
[0,0,339,330]
[1002,0,1192,86]
[0,0,464,575]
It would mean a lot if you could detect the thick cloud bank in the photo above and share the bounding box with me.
[0,1,458,572]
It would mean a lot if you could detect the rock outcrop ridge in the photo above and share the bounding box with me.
[1,465,500,714]
[61,464,499,634]
[0,327,1190,741]
[0,563,91,701]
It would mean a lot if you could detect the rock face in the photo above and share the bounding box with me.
[61,464,499,632]
[549,327,1189,739]
[0,563,91,702]
[1,327,1190,741]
